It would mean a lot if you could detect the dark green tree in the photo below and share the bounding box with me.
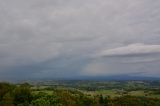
[13,83,32,106]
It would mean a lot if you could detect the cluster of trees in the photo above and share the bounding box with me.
[0,82,32,106]
[0,82,160,106]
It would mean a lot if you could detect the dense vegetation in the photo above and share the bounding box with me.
[1,81,160,106]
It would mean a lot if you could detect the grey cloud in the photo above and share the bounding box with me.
[82,43,160,76]
[0,0,160,79]
[82,59,160,77]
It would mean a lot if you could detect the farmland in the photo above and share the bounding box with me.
[1,80,160,106]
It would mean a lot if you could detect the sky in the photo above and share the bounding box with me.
[0,0,160,80]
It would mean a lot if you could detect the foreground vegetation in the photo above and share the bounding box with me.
[1,80,160,106]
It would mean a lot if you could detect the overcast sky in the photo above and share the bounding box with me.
[0,0,160,80]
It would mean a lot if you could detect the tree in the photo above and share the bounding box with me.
[13,83,32,106]
[99,94,104,106]
[0,83,14,101]
[0,93,14,106]
[30,95,63,106]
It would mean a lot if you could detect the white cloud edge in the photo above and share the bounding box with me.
[99,43,160,57]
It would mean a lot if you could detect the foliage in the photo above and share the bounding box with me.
[0,81,160,106]
[13,84,32,106]
[30,94,63,106]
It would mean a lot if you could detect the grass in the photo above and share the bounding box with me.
[83,90,160,99]
[129,91,146,96]
[83,90,122,98]
[31,82,160,99]
[33,90,53,95]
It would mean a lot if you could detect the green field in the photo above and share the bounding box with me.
[30,80,160,99]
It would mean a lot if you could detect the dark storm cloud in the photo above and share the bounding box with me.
[83,44,160,77]
[0,0,160,79]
